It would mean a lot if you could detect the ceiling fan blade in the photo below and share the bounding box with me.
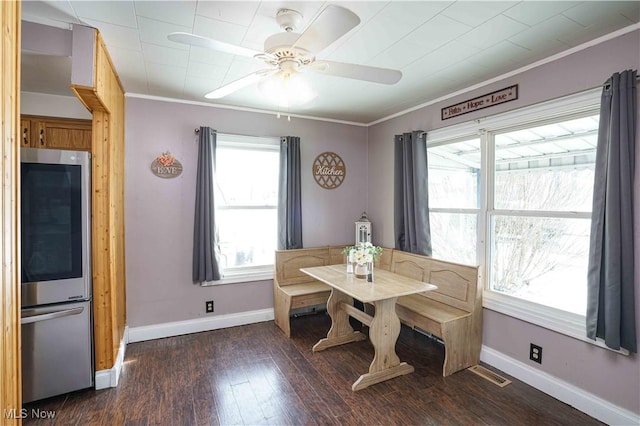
[205,69,278,99]
[292,5,360,55]
[309,60,402,85]
[168,32,263,58]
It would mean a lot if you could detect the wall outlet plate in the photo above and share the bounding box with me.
[530,343,542,364]
[206,300,214,313]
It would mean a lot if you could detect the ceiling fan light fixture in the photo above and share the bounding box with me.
[258,70,316,108]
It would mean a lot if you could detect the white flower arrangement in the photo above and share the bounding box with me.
[343,242,383,266]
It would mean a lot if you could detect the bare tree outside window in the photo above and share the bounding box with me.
[490,116,597,314]
[492,168,593,294]
[428,114,598,315]
[430,212,477,265]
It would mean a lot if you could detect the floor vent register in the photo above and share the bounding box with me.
[468,365,512,387]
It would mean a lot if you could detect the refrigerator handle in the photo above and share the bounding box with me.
[21,306,85,325]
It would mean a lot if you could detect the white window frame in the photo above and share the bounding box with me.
[426,88,625,351]
[203,133,280,286]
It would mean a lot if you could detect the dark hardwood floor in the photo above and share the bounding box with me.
[22,313,602,425]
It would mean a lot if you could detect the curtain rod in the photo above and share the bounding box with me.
[603,74,639,90]
[194,128,279,139]
[196,126,427,136]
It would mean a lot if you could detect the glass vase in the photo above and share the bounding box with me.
[354,263,367,279]
[346,250,355,274]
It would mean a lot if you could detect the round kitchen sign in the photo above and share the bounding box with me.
[312,152,345,189]
[151,151,183,178]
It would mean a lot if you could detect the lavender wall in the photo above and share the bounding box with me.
[21,92,91,119]
[125,98,367,327]
[22,21,71,56]
[367,29,640,414]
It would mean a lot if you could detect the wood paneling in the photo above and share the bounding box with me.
[90,111,112,370]
[71,86,106,112]
[71,29,126,371]
[1,0,22,422]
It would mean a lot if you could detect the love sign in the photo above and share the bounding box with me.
[442,85,518,120]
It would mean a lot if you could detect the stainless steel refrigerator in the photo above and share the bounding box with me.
[20,148,94,403]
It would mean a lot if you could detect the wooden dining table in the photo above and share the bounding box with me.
[300,264,437,391]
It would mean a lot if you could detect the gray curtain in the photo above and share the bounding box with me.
[394,130,432,255]
[193,126,222,282]
[277,136,303,249]
[586,70,637,353]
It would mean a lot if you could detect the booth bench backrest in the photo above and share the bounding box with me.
[388,251,479,314]
[275,246,345,286]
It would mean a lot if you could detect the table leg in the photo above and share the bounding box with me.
[313,289,367,352]
[351,297,414,391]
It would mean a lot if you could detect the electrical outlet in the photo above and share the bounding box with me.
[530,343,542,364]
[205,300,214,313]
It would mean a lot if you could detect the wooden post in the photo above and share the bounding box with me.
[1,0,22,422]
[71,28,127,373]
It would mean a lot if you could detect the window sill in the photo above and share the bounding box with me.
[483,291,629,355]
[200,267,273,286]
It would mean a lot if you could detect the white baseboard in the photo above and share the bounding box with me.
[127,308,275,343]
[94,327,128,390]
[481,345,640,426]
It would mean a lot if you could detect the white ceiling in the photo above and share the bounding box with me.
[20,1,640,124]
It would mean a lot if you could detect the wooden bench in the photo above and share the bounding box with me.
[273,246,481,377]
[273,246,345,337]
[388,250,481,377]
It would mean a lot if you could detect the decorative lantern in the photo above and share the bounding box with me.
[355,212,371,246]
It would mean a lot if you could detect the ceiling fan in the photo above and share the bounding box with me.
[168,5,402,105]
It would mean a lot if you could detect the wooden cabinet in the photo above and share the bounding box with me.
[20,115,92,151]
[20,118,31,147]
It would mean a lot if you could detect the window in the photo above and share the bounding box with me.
[215,134,279,281]
[427,89,603,342]
[428,137,480,265]
[490,116,597,315]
